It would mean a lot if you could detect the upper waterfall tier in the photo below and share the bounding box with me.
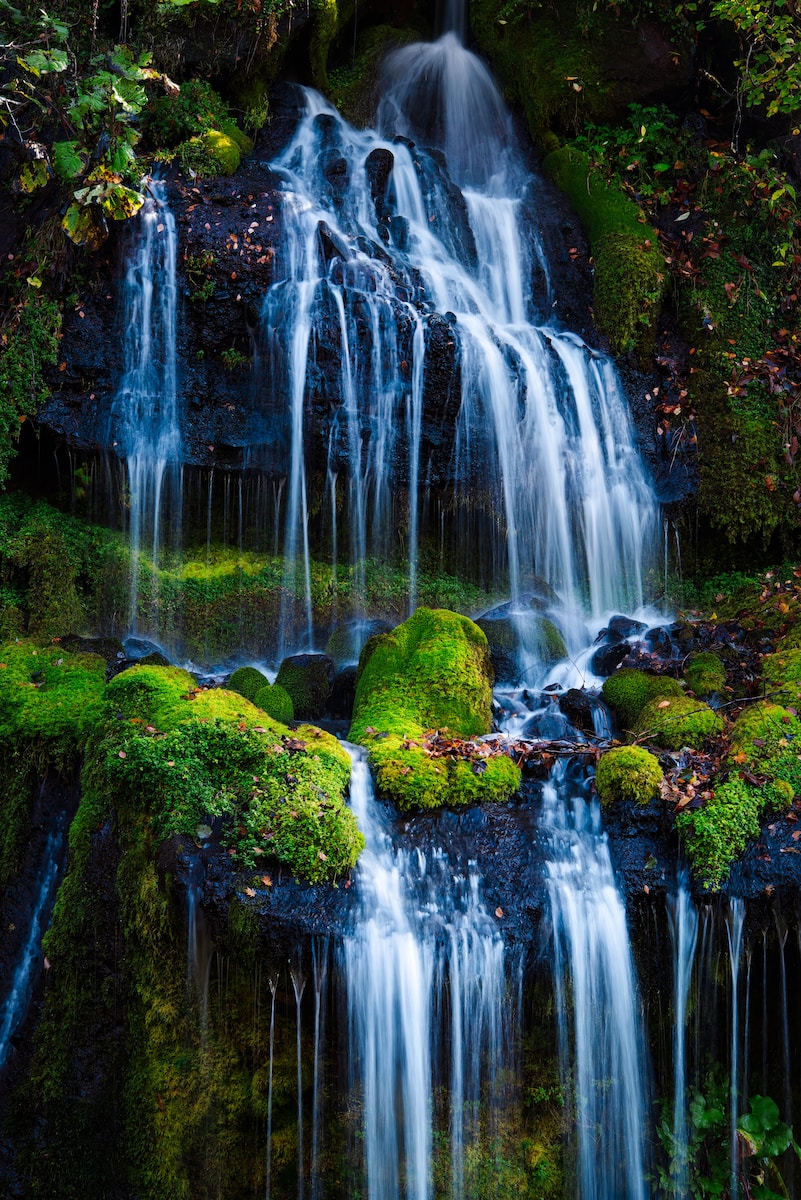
[259,32,657,620]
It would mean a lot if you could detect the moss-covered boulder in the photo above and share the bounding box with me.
[254,682,294,725]
[676,777,764,890]
[684,651,726,696]
[762,647,801,702]
[349,608,520,809]
[0,639,107,885]
[601,667,684,729]
[275,653,335,719]
[94,664,363,882]
[543,147,664,356]
[634,694,723,750]
[228,665,270,703]
[595,746,663,806]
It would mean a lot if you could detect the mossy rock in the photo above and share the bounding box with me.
[275,653,335,719]
[228,665,270,703]
[595,745,663,805]
[543,147,664,356]
[0,639,107,752]
[729,701,801,802]
[677,776,763,890]
[634,694,723,750]
[254,682,294,724]
[96,666,362,882]
[601,668,684,730]
[350,607,520,809]
[762,647,801,701]
[684,651,726,696]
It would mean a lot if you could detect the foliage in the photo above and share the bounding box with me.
[595,745,663,805]
[0,292,62,485]
[350,608,520,809]
[658,1072,800,1198]
[602,667,685,729]
[708,0,801,119]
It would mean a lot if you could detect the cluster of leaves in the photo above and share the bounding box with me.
[658,1072,800,1199]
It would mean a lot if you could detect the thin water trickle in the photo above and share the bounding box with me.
[667,870,698,1197]
[726,898,745,1200]
[543,762,648,1200]
[0,821,65,1073]
[291,963,308,1200]
[112,178,181,633]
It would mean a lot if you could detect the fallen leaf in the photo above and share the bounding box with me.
[244,886,256,897]
[495,907,504,918]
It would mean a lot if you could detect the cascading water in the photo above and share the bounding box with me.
[0,819,65,1073]
[667,870,698,1197]
[260,24,657,655]
[342,746,515,1200]
[111,178,181,632]
[542,760,649,1200]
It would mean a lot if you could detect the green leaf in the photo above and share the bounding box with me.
[19,48,68,75]
[748,1095,781,1132]
[18,160,49,193]
[61,202,108,250]
[99,183,144,220]
[53,141,84,180]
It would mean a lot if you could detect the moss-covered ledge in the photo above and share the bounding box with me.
[349,607,521,809]
[543,147,665,356]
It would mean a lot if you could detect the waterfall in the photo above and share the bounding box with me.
[260,35,656,642]
[667,871,698,1197]
[0,821,64,1073]
[726,899,745,1200]
[291,962,308,1199]
[342,746,514,1200]
[112,178,181,633]
[543,763,648,1200]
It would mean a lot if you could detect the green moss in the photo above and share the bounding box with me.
[677,776,763,889]
[0,291,62,485]
[350,608,520,809]
[634,694,723,750]
[762,647,801,701]
[96,667,362,882]
[0,638,106,885]
[544,147,664,355]
[601,668,684,729]
[684,651,727,696]
[310,0,338,91]
[328,24,420,125]
[227,665,270,703]
[254,682,294,724]
[595,746,663,805]
[275,655,333,719]
[729,701,801,801]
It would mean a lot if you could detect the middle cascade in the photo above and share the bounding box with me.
[259,31,658,654]
[342,747,515,1200]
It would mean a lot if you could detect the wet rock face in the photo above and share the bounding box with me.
[30,81,693,518]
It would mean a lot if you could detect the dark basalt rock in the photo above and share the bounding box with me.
[608,614,647,639]
[328,665,358,720]
[645,625,674,656]
[590,640,630,676]
[276,652,336,720]
[558,688,599,733]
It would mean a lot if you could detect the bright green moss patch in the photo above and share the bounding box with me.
[595,746,663,805]
[543,147,664,356]
[254,682,294,724]
[729,702,801,802]
[0,639,107,885]
[228,665,270,703]
[635,694,723,750]
[762,647,801,701]
[677,777,763,890]
[684,651,727,696]
[601,668,684,730]
[350,608,520,809]
[95,669,361,882]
